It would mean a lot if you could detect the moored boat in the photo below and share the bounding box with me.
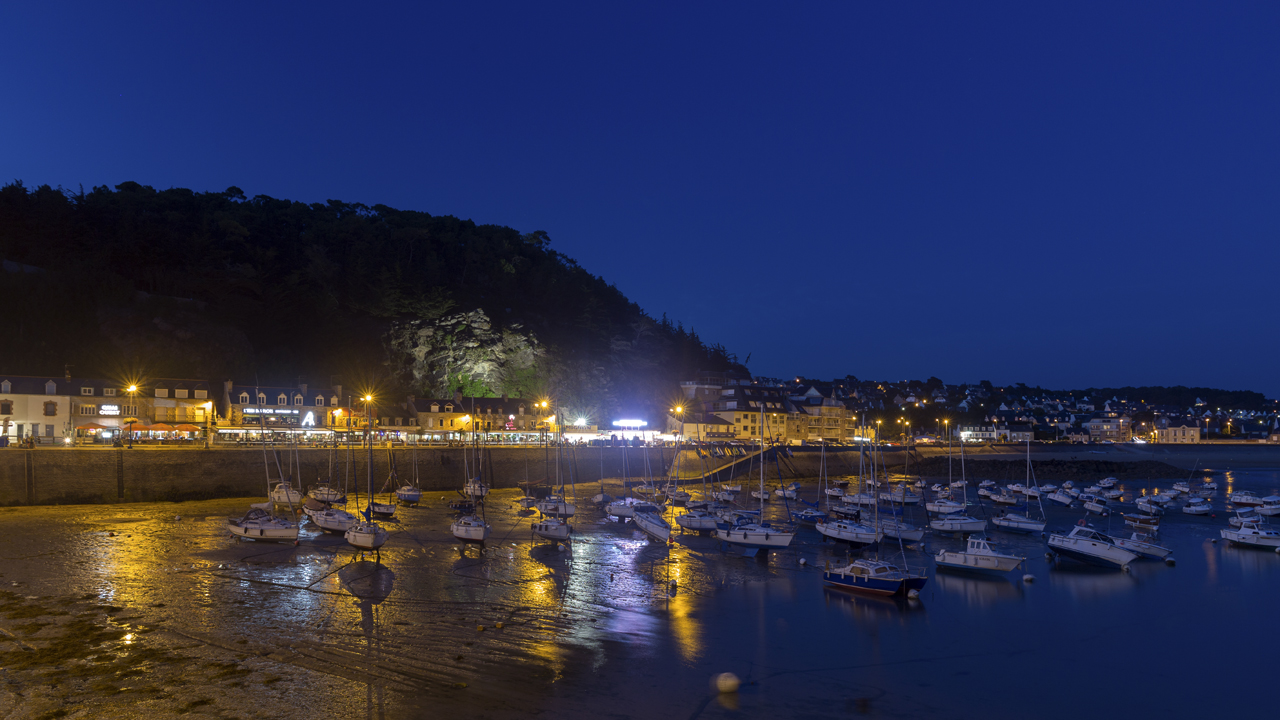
[823,559,928,596]
[1047,524,1138,568]
[935,536,1024,575]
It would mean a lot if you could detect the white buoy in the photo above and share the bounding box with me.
[173,515,182,521]
[1022,573,1035,583]
[799,558,807,566]
[1165,557,1177,566]
[713,673,740,694]
[907,589,920,599]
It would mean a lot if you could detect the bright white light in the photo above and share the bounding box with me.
[612,419,648,427]
[574,418,587,427]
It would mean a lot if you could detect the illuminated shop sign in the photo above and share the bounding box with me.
[243,408,299,415]
[99,405,121,416]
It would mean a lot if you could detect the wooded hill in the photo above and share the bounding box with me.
[0,181,740,419]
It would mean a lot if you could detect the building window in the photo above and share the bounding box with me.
[0,381,8,394]
[156,388,168,398]
[277,394,287,405]
[104,388,116,397]
[45,381,56,395]
[431,403,440,413]
[81,387,93,396]
[175,389,188,399]
[194,389,207,399]
[80,406,96,415]
[330,396,338,406]
[293,395,303,406]
[445,404,453,412]
[257,393,266,404]
[315,396,324,406]
[43,402,57,417]
[239,393,250,404]
[1,400,12,415]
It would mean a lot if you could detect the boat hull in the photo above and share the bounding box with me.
[532,520,571,542]
[715,526,795,549]
[634,512,671,542]
[1048,535,1136,568]
[930,517,987,533]
[934,551,1022,574]
[823,571,927,597]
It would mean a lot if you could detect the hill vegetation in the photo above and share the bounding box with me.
[0,181,740,418]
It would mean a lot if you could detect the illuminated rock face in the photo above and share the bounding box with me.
[388,309,543,398]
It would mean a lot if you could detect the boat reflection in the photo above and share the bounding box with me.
[1046,563,1136,601]
[338,560,395,720]
[822,586,925,623]
[932,569,1025,607]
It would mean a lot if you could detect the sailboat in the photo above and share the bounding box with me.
[345,409,388,554]
[675,430,721,532]
[229,420,299,542]
[929,437,987,534]
[714,405,794,554]
[306,440,357,533]
[877,442,924,542]
[817,421,880,545]
[532,424,573,542]
[992,438,1047,534]
[394,439,422,504]
[451,418,491,544]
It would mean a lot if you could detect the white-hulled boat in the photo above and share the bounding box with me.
[228,504,299,542]
[815,518,880,545]
[721,484,743,493]
[1079,493,1109,515]
[992,511,1046,534]
[345,520,388,551]
[950,479,968,489]
[532,517,571,542]
[1202,480,1218,490]
[536,495,577,518]
[1220,522,1280,548]
[792,507,828,524]
[877,517,925,542]
[1173,481,1191,493]
[1229,508,1264,528]
[1136,498,1163,516]
[977,487,994,498]
[665,486,692,506]
[991,492,1019,506]
[309,482,345,504]
[825,487,846,499]
[394,485,422,504]
[714,519,795,550]
[842,492,878,507]
[1230,490,1263,507]
[517,494,538,509]
[775,483,800,499]
[451,515,491,543]
[1064,487,1081,499]
[1147,492,1174,505]
[1110,532,1172,559]
[823,558,928,597]
[607,496,659,519]
[1099,477,1118,489]
[270,482,303,505]
[1182,497,1211,515]
[1007,483,1026,495]
[925,498,965,515]
[463,476,489,499]
[369,499,396,517]
[1257,496,1280,516]
[1101,488,1123,500]
[675,509,720,532]
[750,489,771,502]
[634,510,671,542]
[1040,484,1058,493]
[1048,524,1138,568]
[930,514,987,533]
[979,480,996,489]
[1083,485,1103,495]
[1047,490,1074,506]
[304,498,357,533]
[1023,486,1043,499]
[1062,481,1075,491]
[935,536,1024,575]
[879,488,921,505]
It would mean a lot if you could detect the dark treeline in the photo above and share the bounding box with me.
[0,181,740,418]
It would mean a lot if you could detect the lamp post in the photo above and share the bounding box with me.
[363,395,373,448]
[126,384,137,449]
[204,401,213,449]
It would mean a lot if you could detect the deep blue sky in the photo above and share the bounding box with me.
[4,2,1279,395]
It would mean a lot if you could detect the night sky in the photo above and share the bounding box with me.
[5,2,1279,394]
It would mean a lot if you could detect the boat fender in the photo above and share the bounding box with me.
[799,558,806,566]
[907,589,920,599]
[765,533,770,540]
[1043,552,1054,561]
[1165,557,1176,566]
[713,673,740,694]
[1022,574,1035,583]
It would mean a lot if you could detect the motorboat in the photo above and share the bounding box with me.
[1257,496,1280,516]
[1229,508,1264,528]
[715,490,738,502]
[1182,497,1211,515]
[825,487,847,498]
[1064,487,1081,499]
[925,498,965,515]
[536,495,577,518]
[992,511,1046,534]
[750,489,771,502]
[991,492,1020,506]
[823,559,928,597]
[775,483,800,499]
[935,536,1024,575]
[1147,492,1174,505]
[950,479,968,489]
[228,504,298,542]
[1062,481,1075,490]
[517,495,539,509]
[1101,488,1123,500]
[1083,485,1104,495]
[1220,522,1280,548]
[1047,524,1138,568]
[879,487,922,505]
[369,500,396,517]
[309,483,345,504]
[1135,498,1163,516]
[877,518,925,542]
[1098,477,1118,489]
[930,515,988,533]
[1079,493,1109,515]
[979,480,996,489]
[977,487,994,498]
[634,510,672,542]
[1173,481,1191,493]
[1040,484,1058,493]
[345,520,389,551]
[815,519,880,545]
[394,485,422,504]
[532,518,572,543]
[269,482,303,505]
[1047,490,1074,507]
[1007,483,1026,495]
[675,509,720,532]
[1230,490,1264,507]
[1023,486,1043,499]
[664,486,692,505]
[791,507,829,524]
[1202,480,1219,490]
[1110,532,1172,560]
[842,492,878,507]
[450,515,491,543]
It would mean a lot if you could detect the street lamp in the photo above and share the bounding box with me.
[203,401,213,449]
[363,394,374,448]
[126,384,138,449]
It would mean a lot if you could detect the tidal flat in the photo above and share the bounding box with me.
[1,469,1278,719]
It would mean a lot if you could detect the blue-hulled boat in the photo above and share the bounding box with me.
[823,558,928,597]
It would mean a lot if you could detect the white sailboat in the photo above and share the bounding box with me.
[816,517,880,545]
[992,438,1046,534]
[634,509,672,542]
[714,406,794,555]
[346,405,388,554]
[395,441,422,504]
[229,413,299,543]
[929,438,987,534]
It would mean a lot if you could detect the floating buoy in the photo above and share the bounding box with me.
[1211,538,1218,543]
[1165,557,1177,566]
[1022,574,1035,583]
[799,558,807,566]
[907,589,920,599]
[713,673,740,694]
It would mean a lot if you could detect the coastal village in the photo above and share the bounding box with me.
[1,368,1278,447]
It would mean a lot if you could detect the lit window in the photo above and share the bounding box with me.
[81,387,94,396]
[104,388,116,397]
